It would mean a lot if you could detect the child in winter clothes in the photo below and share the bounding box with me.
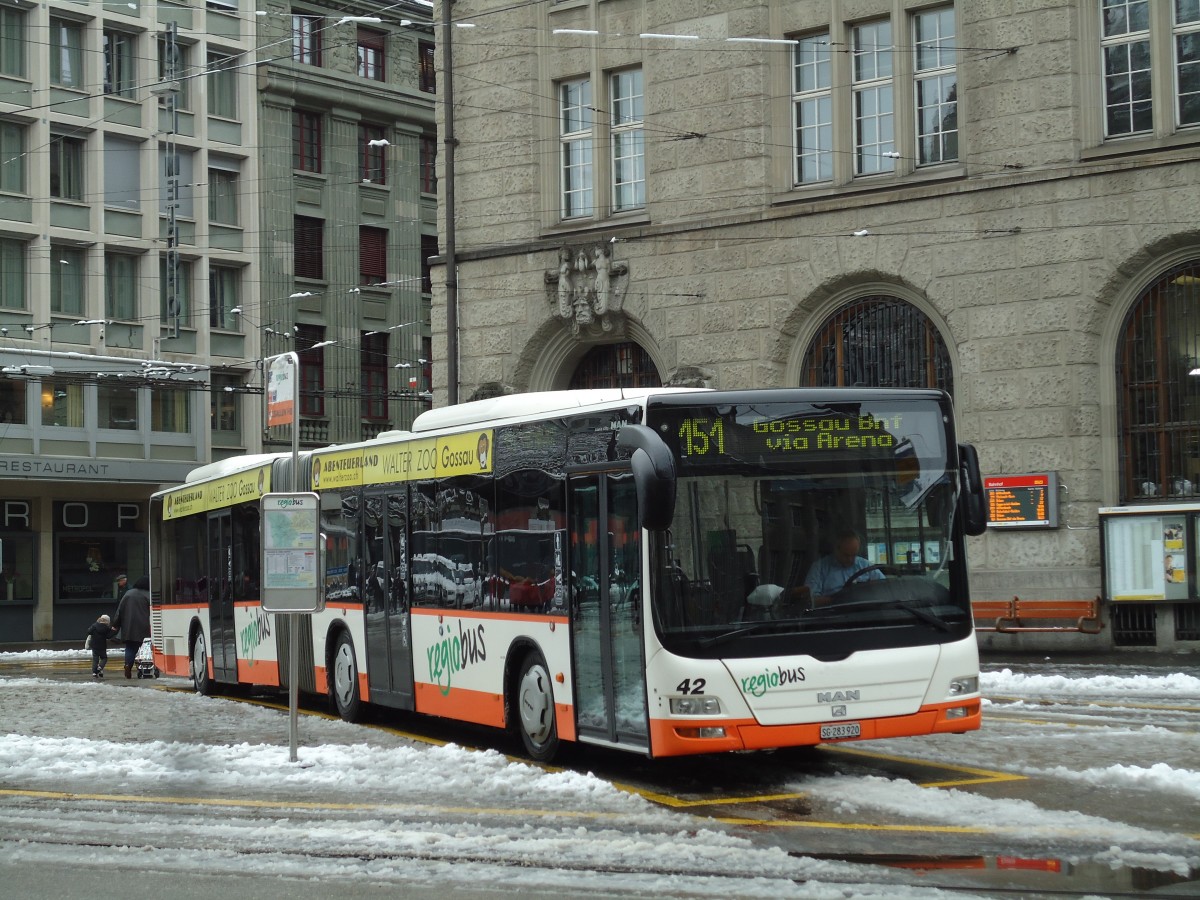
[86,614,116,678]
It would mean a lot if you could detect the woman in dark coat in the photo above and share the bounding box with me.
[112,575,151,679]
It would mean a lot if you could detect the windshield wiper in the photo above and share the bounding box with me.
[695,620,802,649]
[807,599,953,632]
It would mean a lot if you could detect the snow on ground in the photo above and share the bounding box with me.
[1,650,1198,895]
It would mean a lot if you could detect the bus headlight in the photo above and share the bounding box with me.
[670,696,722,716]
[948,675,979,696]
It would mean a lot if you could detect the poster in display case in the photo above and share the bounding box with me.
[1099,505,1193,603]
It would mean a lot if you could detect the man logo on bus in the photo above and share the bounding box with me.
[312,458,321,488]
[477,433,489,470]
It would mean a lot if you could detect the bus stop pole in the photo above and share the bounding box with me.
[288,358,300,763]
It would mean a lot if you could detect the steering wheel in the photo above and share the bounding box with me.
[842,564,902,587]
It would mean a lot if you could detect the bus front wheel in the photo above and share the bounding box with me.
[329,632,363,723]
[191,631,212,696]
[513,652,559,762]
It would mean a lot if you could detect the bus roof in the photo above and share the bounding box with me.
[409,388,710,433]
[180,453,280,485]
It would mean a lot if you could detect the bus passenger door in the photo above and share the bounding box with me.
[363,491,414,709]
[206,511,237,683]
[569,471,648,752]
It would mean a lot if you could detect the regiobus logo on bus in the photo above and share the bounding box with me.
[426,620,487,695]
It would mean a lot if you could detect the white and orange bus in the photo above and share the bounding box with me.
[150,387,987,760]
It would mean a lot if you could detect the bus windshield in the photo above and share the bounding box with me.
[645,396,969,657]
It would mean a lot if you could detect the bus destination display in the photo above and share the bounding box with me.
[657,402,947,471]
[984,473,1058,529]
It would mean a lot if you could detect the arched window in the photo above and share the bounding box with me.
[801,295,952,393]
[1117,260,1200,502]
[568,342,661,390]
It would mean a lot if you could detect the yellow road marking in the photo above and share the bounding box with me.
[827,746,1026,788]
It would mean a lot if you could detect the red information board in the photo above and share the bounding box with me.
[984,473,1058,528]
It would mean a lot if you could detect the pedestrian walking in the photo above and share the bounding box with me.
[85,614,116,678]
[112,575,151,679]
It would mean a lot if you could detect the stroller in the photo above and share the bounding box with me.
[135,637,159,679]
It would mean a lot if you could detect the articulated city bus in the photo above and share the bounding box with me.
[149,387,987,760]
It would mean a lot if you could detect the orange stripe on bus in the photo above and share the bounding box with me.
[411,607,569,625]
[648,700,982,758]
[236,658,280,686]
[414,682,506,729]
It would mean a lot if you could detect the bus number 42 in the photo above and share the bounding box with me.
[676,678,706,695]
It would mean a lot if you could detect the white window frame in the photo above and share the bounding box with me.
[1093,0,1200,141]
[610,68,644,212]
[792,32,833,184]
[559,78,593,219]
[913,7,957,165]
[852,19,895,176]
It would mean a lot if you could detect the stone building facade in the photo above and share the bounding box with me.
[433,0,1200,651]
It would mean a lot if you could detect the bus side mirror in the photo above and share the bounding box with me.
[958,443,988,536]
[617,424,677,532]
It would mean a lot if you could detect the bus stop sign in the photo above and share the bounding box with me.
[260,492,324,613]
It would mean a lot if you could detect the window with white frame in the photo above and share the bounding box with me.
[1099,0,1200,138]
[790,8,957,188]
[0,120,25,194]
[50,18,83,88]
[853,19,895,175]
[51,245,85,315]
[611,68,644,211]
[557,68,646,221]
[914,7,957,164]
[105,252,138,320]
[559,79,593,218]
[0,7,26,78]
[793,32,833,184]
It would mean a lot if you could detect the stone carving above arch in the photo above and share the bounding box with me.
[545,243,629,336]
[665,365,714,388]
[467,382,515,403]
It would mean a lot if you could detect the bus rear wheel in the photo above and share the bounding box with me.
[329,632,362,723]
[513,652,559,762]
[191,631,212,696]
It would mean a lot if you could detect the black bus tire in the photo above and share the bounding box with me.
[329,631,363,722]
[512,651,559,762]
[191,631,213,696]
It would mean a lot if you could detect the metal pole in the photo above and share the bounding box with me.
[441,0,459,405]
[288,355,300,762]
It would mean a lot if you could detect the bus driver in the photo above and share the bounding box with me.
[803,528,883,603]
